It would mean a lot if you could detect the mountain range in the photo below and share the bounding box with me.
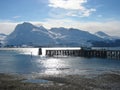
[4,22,120,47]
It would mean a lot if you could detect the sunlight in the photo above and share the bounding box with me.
[35,57,68,75]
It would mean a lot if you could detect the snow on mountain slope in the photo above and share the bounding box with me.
[6,22,113,47]
[50,27,103,46]
[5,22,54,46]
[95,31,114,40]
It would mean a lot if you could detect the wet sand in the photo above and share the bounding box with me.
[0,73,120,90]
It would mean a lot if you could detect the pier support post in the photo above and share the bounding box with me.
[38,48,42,55]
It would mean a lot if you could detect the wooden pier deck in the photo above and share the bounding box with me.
[39,47,120,60]
[46,50,80,57]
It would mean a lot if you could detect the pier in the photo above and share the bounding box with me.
[46,50,80,57]
[107,50,120,59]
[79,49,107,58]
[39,47,120,60]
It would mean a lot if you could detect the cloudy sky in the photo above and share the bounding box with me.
[0,0,120,36]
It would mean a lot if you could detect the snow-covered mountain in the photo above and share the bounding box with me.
[6,22,119,47]
[5,22,54,46]
[50,27,103,46]
[95,31,115,40]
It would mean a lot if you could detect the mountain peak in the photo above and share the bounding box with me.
[14,22,35,32]
[5,22,54,46]
[22,22,33,25]
[16,22,35,29]
[94,31,115,40]
[95,31,109,37]
[39,25,46,30]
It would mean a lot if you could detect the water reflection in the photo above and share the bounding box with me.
[33,57,120,76]
[35,58,69,75]
[0,48,39,74]
[0,48,39,56]
[33,57,94,75]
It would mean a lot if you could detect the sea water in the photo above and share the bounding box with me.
[0,48,120,76]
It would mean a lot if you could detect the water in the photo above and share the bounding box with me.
[0,48,120,76]
[23,79,50,83]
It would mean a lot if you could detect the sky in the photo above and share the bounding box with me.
[0,0,120,36]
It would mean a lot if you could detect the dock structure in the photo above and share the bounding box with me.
[107,50,120,60]
[44,47,81,57]
[39,47,120,60]
[46,50,80,57]
[79,49,107,58]
[38,48,42,55]
[81,49,120,60]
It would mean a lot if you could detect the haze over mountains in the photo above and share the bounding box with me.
[0,33,7,40]
[2,22,120,47]
[0,33,7,44]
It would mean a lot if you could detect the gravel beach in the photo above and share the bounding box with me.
[0,72,120,90]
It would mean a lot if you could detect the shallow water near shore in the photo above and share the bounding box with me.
[0,48,120,77]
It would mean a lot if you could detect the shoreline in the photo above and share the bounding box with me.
[0,72,120,90]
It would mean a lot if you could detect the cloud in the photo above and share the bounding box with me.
[48,0,96,17]
[37,19,120,36]
[13,16,21,19]
[49,0,87,10]
[0,22,18,35]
